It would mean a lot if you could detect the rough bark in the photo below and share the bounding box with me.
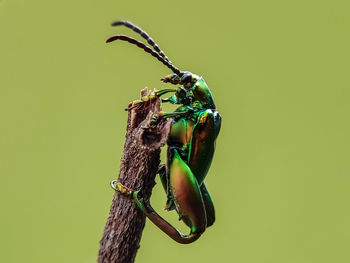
[98,88,171,263]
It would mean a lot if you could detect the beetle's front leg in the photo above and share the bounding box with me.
[126,88,177,111]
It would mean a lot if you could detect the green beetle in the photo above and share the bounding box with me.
[108,21,221,244]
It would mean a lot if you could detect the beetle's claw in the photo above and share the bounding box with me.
[125,103,143,111]
[110,180,134,197]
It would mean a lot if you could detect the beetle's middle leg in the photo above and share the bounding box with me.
[149,107,194,128]
[158,164,176,211]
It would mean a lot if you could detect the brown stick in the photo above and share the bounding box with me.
[98,88,171,263]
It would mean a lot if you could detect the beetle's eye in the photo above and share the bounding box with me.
[181,73,192,84]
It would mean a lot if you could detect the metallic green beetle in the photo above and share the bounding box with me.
[107,20,221,244]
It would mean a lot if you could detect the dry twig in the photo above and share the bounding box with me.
[98,88,171,263]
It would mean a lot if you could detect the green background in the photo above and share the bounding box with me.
[1,0,349,262]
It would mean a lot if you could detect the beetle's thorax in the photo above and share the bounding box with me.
[162,72,216,109]
[188,77,216,109]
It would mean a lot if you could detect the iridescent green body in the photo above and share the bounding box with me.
[107,20,221,244]
[131,74,221,243]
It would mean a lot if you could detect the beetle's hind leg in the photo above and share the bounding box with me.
[110,180,135,196]
[131,148,207,244]
[110,152,206,244]
[149,107,194,128]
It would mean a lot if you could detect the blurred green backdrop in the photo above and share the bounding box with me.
[1,0,349,262]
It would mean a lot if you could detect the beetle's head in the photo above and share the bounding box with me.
[161,72,200,105]
[161,71,199,88]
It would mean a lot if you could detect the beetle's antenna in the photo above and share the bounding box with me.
[106,34,181,76]
[111,20,171,63]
